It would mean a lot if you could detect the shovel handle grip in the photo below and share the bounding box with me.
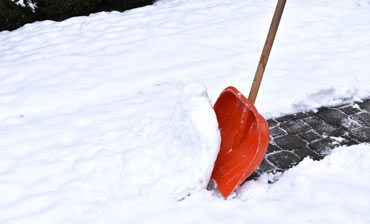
[248,0,286,104]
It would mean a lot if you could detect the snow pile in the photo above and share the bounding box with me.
[117,83,220,200]
[0,82,220,223]
[106,144,370,224]
[237,143,370,223]
[1,0,369,119]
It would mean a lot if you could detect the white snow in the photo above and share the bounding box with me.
[12,0,25,7]
[12,0,36,11]
[1,0,370,223]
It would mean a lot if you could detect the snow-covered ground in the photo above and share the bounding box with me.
[0,0,369,223]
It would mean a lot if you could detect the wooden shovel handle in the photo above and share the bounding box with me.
[248,0,286,104]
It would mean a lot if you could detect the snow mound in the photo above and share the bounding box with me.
[105,143,370,224]
[120,83,220,200]
[0,83,220,223]
[236,143,370,224]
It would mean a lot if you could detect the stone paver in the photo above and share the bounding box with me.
[251,98,370,178]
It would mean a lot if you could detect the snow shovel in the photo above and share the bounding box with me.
[211,0,286,199]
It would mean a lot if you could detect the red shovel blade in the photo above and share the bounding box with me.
[211,86,269,198]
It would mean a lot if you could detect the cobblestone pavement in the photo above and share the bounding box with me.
[250,98,370,180]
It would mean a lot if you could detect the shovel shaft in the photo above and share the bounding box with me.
[248,0,286,104]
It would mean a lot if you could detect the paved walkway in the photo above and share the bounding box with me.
[251,98,370,180]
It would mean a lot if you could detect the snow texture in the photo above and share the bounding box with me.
[1,0,370,223]
[12,0,36,10]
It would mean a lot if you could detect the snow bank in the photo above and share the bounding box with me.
[0,82,220,223]
[237,143,370,223]
[139,144,370,224]
[1,0,369,118]
[117,83,220,201]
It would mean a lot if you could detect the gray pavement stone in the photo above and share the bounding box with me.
[309,138,339,155]
[275,114,296,122]
[340,105,362,115]
[315,123,344,137]
[349,127,370,142]
[256,159,276,173]
[304,116,325,129]
[275,134,306,150]
[267,144,283,153]
[293,147,323,161]
[299,130,321,142]
[294,112,310,120]
[270,126,286,138]
[351,113,370,126]
[340,135,360,146]
[267,151,300,170]
[341,118,362,130]
[280,120,311,134]
[317,108,347,126]
[357,99,370,112]
[252,98,370,181]
[267,119,278,128]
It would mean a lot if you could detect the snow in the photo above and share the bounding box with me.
[98,144,370,224]
[0,0,369,223]
[13,0,25,7]
[12,0,36,11]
